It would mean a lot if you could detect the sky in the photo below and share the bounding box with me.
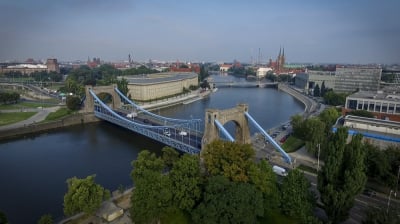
[0,0,399,64]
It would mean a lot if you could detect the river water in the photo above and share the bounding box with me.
[0,75,303,223]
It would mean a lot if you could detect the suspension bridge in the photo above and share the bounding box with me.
[85,85,292,164]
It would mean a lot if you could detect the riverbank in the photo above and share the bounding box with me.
[0,90,212,140]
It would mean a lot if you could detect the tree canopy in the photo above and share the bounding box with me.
[202,140,255,182]
[63,175,110,216]
[318,128,367,223]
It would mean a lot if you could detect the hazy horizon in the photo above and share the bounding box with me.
[1,0,399,64]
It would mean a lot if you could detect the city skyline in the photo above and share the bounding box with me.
[1,0,399,64]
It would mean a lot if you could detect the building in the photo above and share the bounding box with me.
[294,70,336,94]
[343,91,400,122]
[169,62,200,74]
[334,66,382,93]
[268,47,286,74]
[122,72,198,101]
[256,67,273,78]
[0,58,60,75]
[219,64,232,72]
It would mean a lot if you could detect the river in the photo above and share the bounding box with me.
[0,75,304,223]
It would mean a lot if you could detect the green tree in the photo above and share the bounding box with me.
[63,175,110,216]
[202,140,255,182]
[192,175,263,224]
[161,146,180,170]
[281,169,316,223]
[115,78,129,96]
[318,107,340,134]
[130,150,173,224]
[37,214,53,224]
[323,90,347,106]
[169,154,202,211]
[321,81,327,97]
[318,128,367,223]
[314,84,320,97]
[248,160,280,210]
[291,114,306,139]
[304,117,326,156]
[66,95,81,110]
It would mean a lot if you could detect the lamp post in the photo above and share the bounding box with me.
[317,143,321,172]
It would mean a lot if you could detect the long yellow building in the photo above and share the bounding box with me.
[122,72,198,101]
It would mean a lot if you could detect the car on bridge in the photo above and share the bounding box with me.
[178,131,188,136]
[163,128,171,137]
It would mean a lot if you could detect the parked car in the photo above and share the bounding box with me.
[143,119,150,123]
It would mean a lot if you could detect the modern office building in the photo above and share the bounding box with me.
[294,70,336,94]
[334,66,382,93]
[343,91,400,122]
[122,72,198,101]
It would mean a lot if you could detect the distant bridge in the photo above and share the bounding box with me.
[85,85,292,163]
[209,80,278,88]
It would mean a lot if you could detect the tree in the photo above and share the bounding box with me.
[248,160,280,210]
[115,78,129,96]
[280,169,316,223]
[202,140,255,182]
[161,146,180,170]
[291,114,306,139]
[63,175,110,216]
[314,84,320,97]
[321,81,327,97]
[303,117,326,156]
[318,107,340,134]
[169,154,202,211]
[192,175,263,224]
[363,206,400,224]
[323,90,347,106]
[130,150,173,224]
[37,214,53,224]
[66,95,81,110]
[318,128,367,223]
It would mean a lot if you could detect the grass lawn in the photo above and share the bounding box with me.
[0,112,36,126]
[281,136,305,153]
[0,101,55,110]
[43,108,73,122]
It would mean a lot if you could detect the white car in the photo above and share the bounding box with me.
[163,128,171,137]
[178,131,188,136]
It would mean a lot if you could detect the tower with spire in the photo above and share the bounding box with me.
[275,46,286,74]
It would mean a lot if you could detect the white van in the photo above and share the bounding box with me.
[272,165,288,177]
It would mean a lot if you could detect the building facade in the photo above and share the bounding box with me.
[343,91,400,122]
[294,70,336,94]
[123,72,198,101]
[0,58,60,75]
[334,66,382,93]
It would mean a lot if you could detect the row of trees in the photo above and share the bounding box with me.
[0,92,20,105]
[130,142,319,224]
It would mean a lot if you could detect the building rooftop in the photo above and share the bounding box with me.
[348,91,400,102]
[121,72,198,85]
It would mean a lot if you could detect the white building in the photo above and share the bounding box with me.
[256,67,273,78]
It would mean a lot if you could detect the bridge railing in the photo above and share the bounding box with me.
[245,112,292,164]
[89,90,201,154]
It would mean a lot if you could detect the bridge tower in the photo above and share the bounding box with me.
[84,84,122,113]
[202,104,251,150]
